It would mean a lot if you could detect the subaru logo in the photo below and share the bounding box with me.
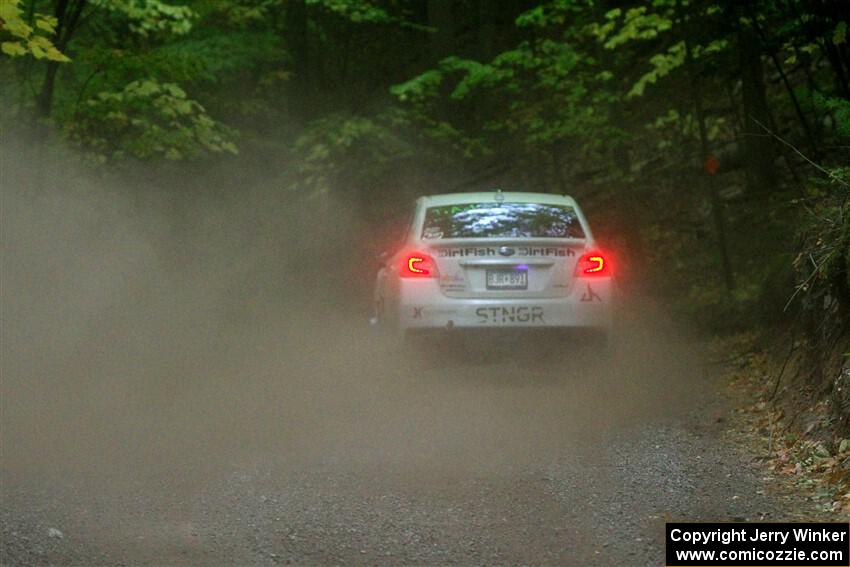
[498,246,516,257]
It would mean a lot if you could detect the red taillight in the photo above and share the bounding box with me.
[576,251,611,277]
[401,252,438,278]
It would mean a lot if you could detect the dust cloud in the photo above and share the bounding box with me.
[1,137,703,508]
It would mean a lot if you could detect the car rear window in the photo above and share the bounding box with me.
[421,202,585,239]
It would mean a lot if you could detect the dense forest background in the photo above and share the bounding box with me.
[1,1,849,438]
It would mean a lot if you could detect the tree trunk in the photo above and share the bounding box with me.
[36,0,86,119]
[747,10,820,156]
[737,22,777,193]
[823,40,850,100]
[819,0,850,99]
[477,0,496,60]
[36,63,60,118]
[36,0,70,118]
[427,0,453,62]
[680,0,735,292]
[285,0,311,122]
[694,79,735,292]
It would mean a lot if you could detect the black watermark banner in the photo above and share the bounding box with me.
[666,523,849,566]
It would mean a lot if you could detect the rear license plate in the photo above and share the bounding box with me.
[486,269,528,290]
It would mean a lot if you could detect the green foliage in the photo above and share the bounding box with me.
[390,69,443,103]
[2,0,848,340]
[155,31,286,83]
[682,280,764,331]
[813,93,850,139]
[104,0,196,37]
[392,32,620,170]
[305,0,391,23]
[200,0,281,26]
[588,2,731,99]
[793,168,850,309]
[291,112,394,193]
[590,5,674,49]
[834,21,847,45]
[0,0,69,61]
[514,0,588,28]
[627,40,685,98]
[67,79,237,161]
[441,56,508,100]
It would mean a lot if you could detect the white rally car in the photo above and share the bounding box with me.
[372,191,614,343]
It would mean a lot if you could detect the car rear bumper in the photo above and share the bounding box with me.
[393,278,614,333]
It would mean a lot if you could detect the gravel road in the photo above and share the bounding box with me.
[1,308,807,566]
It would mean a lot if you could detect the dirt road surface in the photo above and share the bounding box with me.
[1,310,805,566]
